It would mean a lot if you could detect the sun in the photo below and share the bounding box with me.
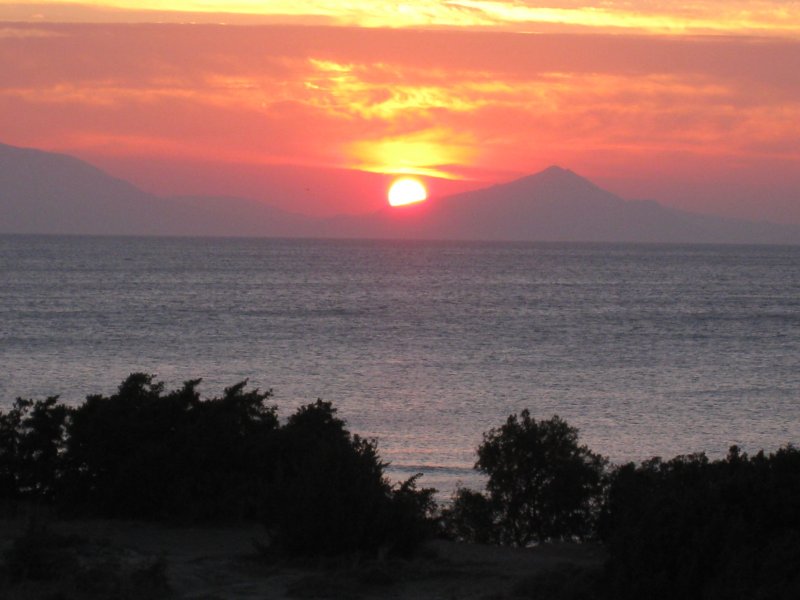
[388,177,428,207]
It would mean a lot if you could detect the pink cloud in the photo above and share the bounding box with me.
[1,23,798,221]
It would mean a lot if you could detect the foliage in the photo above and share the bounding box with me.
[0,396,69,504]
[1,374,437,557]
[63,374,279,520]
[441,487,498,545]
[268,399,436,557]
[600,445,800,600]
[384,474,439,556]
[444,412,607,546]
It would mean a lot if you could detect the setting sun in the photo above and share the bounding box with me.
[388,177,428,207]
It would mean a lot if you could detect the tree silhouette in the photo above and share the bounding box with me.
[445,412,606,546]
[1,375,437,557]
[600,446,800,600]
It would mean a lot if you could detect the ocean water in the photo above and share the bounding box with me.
[2,234,799,493]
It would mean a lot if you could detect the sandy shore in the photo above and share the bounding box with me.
[0,517,603,599]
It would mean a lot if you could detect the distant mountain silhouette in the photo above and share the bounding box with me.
[345,166,800,244]
[1,142,158,235]
[0,142,319,237]
[2,142,799,244]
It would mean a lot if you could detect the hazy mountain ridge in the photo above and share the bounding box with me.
[2,142,799,244]
[375,166,800,244]
[0,142,160,235]
[0,142,320,237]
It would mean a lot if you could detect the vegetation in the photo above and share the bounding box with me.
[0,374,435,558]
[442,410,799,599]
[0,396,69,504]
[63,374,280,520]
[3,378,799,598]
[443,412,607,546]
[599,446,800,600]
[265,399,436,557]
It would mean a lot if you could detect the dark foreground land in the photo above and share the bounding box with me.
[0,517,603,600]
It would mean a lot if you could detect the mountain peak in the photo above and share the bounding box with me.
[540,165,571,175]
[496,164,599,197]
[534,165,586,182]
[3,141,798,244]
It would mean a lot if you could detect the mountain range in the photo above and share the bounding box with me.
[2,141,798,244]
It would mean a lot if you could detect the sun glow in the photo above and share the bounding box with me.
[6,2,799,36]
[388,177,428,207]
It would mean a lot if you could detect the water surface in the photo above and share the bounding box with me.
[2,235,798,492]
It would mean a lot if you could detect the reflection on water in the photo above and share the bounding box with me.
[2,235,799,493]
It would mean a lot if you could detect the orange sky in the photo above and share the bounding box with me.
[1,2,799,221]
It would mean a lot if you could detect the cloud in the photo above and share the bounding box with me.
[3,2,800,36]
[348,128,479,178]
[0,26,64,38]
[1,22,798,218]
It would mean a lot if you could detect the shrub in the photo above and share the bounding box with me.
[268,400,436,557]
[63,374,279,520]
[0,396,70,504]
[163,380,280,521]
[441,487,498,545]
[600,445,800,600]
[383,474,438,556]
[444,412,607,546]
[3,375,438,557]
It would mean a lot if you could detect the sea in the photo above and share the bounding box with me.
[2,234,799,494]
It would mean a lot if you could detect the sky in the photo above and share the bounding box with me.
[1,1,799,221]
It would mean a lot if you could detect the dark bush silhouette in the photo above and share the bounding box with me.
[268,399,436,557]
[600,445,800,600]
[442,411,800,597]
[1,374,437,557]
[444,412,607,546]
[63,374,279,520]
[0,396,69,504]
[385,473,439,556]
[441,486,498,545]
